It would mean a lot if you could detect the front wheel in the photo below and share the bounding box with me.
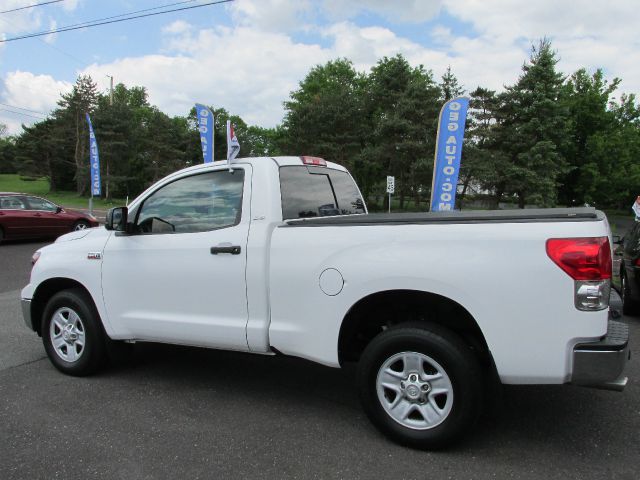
[357,324,482,449]
[42,289,107,376]
[73,220,90,231]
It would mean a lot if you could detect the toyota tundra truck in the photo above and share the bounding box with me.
[21,156,630,449]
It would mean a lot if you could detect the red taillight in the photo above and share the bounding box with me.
[301,156,327,166]
[546,237,611,280]
[635,258,640,267]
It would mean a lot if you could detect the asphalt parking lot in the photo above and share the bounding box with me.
[0,239,638,480]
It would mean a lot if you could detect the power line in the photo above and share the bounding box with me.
[0,102,49,116]
[0,0,233,43]
[23,0,200,36]
[38,39,90,66]
[0,0,64,15]
[0,108,47,120]
[0,11,90,67]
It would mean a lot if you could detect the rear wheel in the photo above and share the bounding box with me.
[357,323,482,449]
[621,269,639,315]
[42,288,107,376]
[0,226,4,243]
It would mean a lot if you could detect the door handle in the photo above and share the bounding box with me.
[210,245,241,255]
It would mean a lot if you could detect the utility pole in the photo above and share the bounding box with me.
[106,75,113,199]
[107,75,114,106]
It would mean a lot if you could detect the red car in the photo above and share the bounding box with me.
[0,192,99,242]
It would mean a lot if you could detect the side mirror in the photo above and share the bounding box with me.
[105,207,128,231]
[612,235,623,245]
[55,206,63,214]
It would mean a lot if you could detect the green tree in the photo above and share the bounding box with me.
[14,119,73,190]
[558,68,620,205]
[242,125,284,157]
[93,84,196,198]
[459,87,509,207]
[440,66,464,101]
[364,55,441,209]
[0,123,17,174]
[54,75,99,194]
[282,59,368,175]
[584,94,640,208]
[93,84,142,198]
[496,39,570,207]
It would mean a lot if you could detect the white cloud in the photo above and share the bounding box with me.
[322,21,448,73]
[75,17,517,131]
[0,0,81,42]
[83,26,330,127]
[326,23,409,60]
[44,19,57,44]
[0,0,43,37]
[443,0,638,43]
[0,71,72,133]
[441,0,640,94]
[61,0,81,12]
[162,20,193,36]
[318,21,523,94]
[2,71,71,112]
[229,0,313,31]
[230,0,444,30]
[2,0,639,135]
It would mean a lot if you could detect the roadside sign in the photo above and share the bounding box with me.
[387,176,395,194]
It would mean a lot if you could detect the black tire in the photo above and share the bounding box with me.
[621,269,639,316]
[357,323,482,449]
[42,288,107,376]
[73,220,90,231]
[0,226,4,243]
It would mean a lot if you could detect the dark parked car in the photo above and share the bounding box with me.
[618,222,640,315]
[0,192,98,243]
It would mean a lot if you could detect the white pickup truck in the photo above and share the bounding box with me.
[21,156,630,448]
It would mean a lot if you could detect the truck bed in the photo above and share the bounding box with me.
[284,207,604,227]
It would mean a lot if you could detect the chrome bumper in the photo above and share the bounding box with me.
[21,298,34,331]
[571,320,630,391]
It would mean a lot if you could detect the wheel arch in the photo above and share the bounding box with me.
[31,278,98,336]
[338,289,493,369]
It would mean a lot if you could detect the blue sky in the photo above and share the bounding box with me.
[0,0,638,134]
[2,1,236,77]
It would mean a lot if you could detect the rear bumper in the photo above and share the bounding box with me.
[571,320,630,391]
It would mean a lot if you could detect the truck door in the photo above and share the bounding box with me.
[101,165,251,351]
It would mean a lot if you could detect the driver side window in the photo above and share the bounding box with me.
[136,169,245,234]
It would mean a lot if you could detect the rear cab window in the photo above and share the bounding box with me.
[279,166,365,220]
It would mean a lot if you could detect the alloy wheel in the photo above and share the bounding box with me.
[376,351,454,430]
[49,307,86,363]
